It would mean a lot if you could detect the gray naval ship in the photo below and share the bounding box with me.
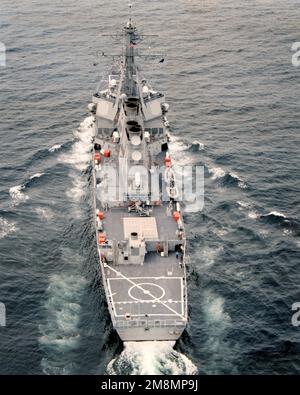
[89,16,188,342]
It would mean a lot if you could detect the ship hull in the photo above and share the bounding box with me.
[90,19,188,343]
[92,156,188,342]
[115,325,185,342]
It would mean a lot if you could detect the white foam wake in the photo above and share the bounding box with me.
[9,184,29,206]
[65,176,87,202]
[59,116,95,172]
[39,269,88,374]
[203,290,231,326]
[168,135,190,153]
[229,172,247,189]
[49,144,62,153]
[0,217,18,239]
[209,167,247,188]
[38,248,88,374]
[201,289,234,374]
[30,172,45,180]
[107,341,197,375]
[168,136,194,166]
[248,211,258,219]
[209,166,226,180]
[39,273,86,347]
[35,207,54,221]
[265,211,287,219]
[191,140,205,151]
[59,116,95,206]
[237,201,258,219]
[9,172,45,207]
[237,200,252,209]
[200,246,224,269]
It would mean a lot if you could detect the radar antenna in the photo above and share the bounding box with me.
[98,4,166,96]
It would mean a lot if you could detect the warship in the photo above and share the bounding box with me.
[89,13,188,342]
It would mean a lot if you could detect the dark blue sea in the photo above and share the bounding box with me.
[0,0,299,374]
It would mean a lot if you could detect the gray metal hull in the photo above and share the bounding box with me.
[90,19,188,343]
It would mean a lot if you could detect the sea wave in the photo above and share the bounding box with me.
[200,289,234,374]
[237,200,252,209]
[49,144,62,153]
[227,172,247,189]
[9,184,29,206]
[39,271,88,374]
[203,290,231,326]
[260,211,289,225]
[248,211,259,219]
[107,341,197,375]
[237,201,259,220]
[260,211,300,235]
[9,172,45,206]
[35,207,54,221]
[59,116,95,172]
[66,176,87,202]
[0,216,18,239]
[189,140,205,152]
[263,211,287,219]
[200,246,223,269]
[59,116,95,209]
[29,172,45,180]
[209,167,247,189]
[209,166,226,180]
[168,136,190,152]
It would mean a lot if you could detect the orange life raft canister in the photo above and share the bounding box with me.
[173,211,180,222]
[98,233,106,244]
[165,157,171,168]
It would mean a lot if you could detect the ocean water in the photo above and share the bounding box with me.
[0,0,299,374]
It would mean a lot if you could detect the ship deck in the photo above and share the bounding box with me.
[97,190,186,324]
[104,251,186,320]
[100,205,179,242]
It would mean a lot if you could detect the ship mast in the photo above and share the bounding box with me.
[101,4,163,97]
[123,6,138,97]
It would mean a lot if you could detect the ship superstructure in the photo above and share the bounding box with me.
[90,17,188,341]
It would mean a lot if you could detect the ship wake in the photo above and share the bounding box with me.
[107,341,197,375]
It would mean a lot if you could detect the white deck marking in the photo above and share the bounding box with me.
[105,266,185,319]
[107,279,117,316]
[108,276,182,281]
[180,277,184,316]
[114,313,184,317]
[114,300,182,304]
[128,282,166,301]
[123,217,159,239]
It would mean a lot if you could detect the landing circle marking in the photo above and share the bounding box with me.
[128,282,165,301]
